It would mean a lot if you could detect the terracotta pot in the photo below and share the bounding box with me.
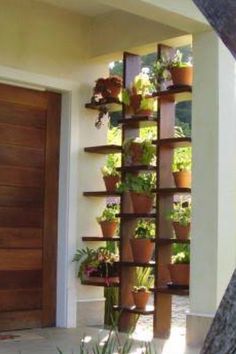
[106,84,121,98]
[130,192,154,213]
[173,222,190,240]
[132,290,150,309]
[129,94,142,114]
[130,239,154,263]
[173,170,191,188]
[103,175,120,192]
[83,274,119,285]
[99,221,117,238]
[129,142,143,165]
[168,264,190,286]
[170,67,193,87]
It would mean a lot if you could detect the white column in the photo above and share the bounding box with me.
[187,30,236,346]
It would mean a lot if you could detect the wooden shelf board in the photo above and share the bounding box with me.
[85,98,122,110]
[155,238,191,245]
[84,145,122,154]
[113,305,154,315]
[81,280,119,287]
[83,191,121,197]
[152,86,192,98]
[117,116,158,126]
[155,187,191,195]
[116,213,156,219]
[82,236,120,242]
[152,286,189,296]
[117,165,156,172]
[153,137,192,148]
[118,260,156,267]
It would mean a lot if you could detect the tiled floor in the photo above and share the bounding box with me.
[0,327,200,354]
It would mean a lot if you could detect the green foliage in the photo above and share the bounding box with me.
[107,127,122,145]
[173,147,192,172]
[134,219,155,239]
[134,267,154,289]
[133,285,150,293]
[172,250,190,264]
[117,173,155,197]
[132,72,155,96]
[167,201,191,226]
[97,204,119,223]
[123,138,156,165]
[150,60,171,90]
[101,154,120,177]
[170,50,192,68]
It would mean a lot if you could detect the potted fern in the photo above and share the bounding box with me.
[132,268,154,309]
[101,155,120,192]
[96,204,119,238]
[173,147,192,188]
[167,201,191,240]
[168,248,190,286]
[118,173,155,213]
[130,219,155,263]
[123,138,155,166]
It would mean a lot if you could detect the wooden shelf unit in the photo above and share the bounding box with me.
[83,46,192,339]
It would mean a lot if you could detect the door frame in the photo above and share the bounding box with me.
[0,64,79,328]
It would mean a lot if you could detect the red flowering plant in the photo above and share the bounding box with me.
[73,246,119,284]
[92,76,123,103]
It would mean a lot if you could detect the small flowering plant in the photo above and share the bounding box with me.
[73,246,119,280]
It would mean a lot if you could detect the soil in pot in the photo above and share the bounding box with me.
[132,291,150,309]
[130,192,154,213]
[130,239,154,263]
[168,264,190,286]
[103,176,120,192]
[170,67,193,87]
[173,222,190,240]
[173,170,191,188]
[99,221,117,238]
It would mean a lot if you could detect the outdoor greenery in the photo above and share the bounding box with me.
[173,147,192,172]
[117,173,155,197]
[134,219,155,239]
[123,138,156,165]
[101,154,120,177]
[97,204,119,223]
[167,201,191,226]
[172,250,190,265]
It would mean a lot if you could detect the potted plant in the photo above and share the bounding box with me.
[123,137,155,166]
[93,76,123,99]
[167,201,191,240]
[132,268,154,309]
[73,246,119,284]
[96,204,119,238]
[118,173,155,213]
[173,147,192,188]
[123,71,155,116]
[130,219,155,263]
[151,59,171,91]
[169,50,193,87]
[168,249,190,286]
[101,155,120,192]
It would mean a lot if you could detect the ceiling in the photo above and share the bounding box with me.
[39,0,113,16]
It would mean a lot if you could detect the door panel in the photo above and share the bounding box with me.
[0,83,61,330]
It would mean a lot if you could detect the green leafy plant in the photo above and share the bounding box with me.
[167,201,191,226]
[134,267,154,289]
[151,59,171,90]
[123,138,156,165]
[101,154,120,177]
[134,219,155,239]
[170,50,192,68]
[117,173,155,197]
[173,147,192,172]
[97,204,119,223]
[172,250,190,264]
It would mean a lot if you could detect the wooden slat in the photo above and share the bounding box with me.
[0,186,43,207]
[0,310,42,331]
[0,207,43,227]
[0,228,42,249]
[0,289,42,311]
[0,166,43,188]
[0,83,48,109]
[42,91,61,327]
[0,145,44,169]
[0,101,46,129]
[0,249,42,270]
[0,123,45,149]
[0,270,42,289]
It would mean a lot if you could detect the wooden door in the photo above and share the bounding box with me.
[0,84,61,331]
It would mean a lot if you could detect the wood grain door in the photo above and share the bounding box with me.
[0,84,61,331]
